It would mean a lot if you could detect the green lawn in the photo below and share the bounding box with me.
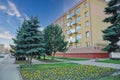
[35,58,62,62]
[20,63,117,80]
[97,59,120,64]
[46,56,89,61]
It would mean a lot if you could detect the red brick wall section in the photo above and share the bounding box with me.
[55,53,109,58]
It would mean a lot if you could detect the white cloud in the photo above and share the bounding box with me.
[38,27,44,31]
[7,0,21,18]
[0,5,6,10]
[0,31,13,39]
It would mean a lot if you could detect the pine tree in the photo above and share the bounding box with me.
[44,24,68,61]
[103,0,120,52]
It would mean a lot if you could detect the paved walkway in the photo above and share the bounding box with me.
[0,55,21,80]
[52,58,120,69]
[70,60,120,69]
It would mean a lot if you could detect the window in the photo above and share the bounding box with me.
[85,11,89,17]
[84,2,88,8]
[86,42,90,47]
[76,34,82,39]
[76,16,81,22]
[77,44,82,48]
[86,31,90,37]
[85,21,89,27]
[75,7,80,13]
[76,25,81,31]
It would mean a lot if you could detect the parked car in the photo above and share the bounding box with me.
[0,54,4,58]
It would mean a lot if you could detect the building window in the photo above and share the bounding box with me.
[85,11,89,17]
[76,16,81,22]
[84,2,88,8]
[76,34,82,39]
[86,31,90,37]
[75,7,80,14]
[86,42,90,47]
[85,21,89,27]
[76,25,81,31]
[77,44,82,48]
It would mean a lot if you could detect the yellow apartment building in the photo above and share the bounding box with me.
[53,0,109,48]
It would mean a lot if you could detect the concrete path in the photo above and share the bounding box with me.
[0,55,21,80]
[49,58,120,69]
[69,59,120,69]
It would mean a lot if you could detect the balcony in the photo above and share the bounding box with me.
[70,29,75,34]
[72,38,79,43]
[71,20,76,25]
[66,15,71,19]
[66,22,71,27]
[73,11,77,17]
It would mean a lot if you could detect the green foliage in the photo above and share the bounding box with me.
[103,0,120,52]
[11,17,45,64]
[44,24,68,60]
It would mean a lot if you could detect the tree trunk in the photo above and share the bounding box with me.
[27,56,29,63]
[51,52,55,61]
[29,56,32,67]
[43,54,45,60]
[38,55,41,59]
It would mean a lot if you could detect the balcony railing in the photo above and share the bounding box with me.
[72,38,79,43]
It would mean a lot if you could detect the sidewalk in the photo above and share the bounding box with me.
[69,60,120,69]
[0,55,21,80]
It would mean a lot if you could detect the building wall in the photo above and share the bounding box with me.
[0,44,4,54]
[53,0,109,48]
[90,0,110,47]
[55,53,109,58]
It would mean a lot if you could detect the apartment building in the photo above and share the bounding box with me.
[53,0,109,48]
[0,44,4,54]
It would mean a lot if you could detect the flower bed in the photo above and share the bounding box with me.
[20,64,117,80]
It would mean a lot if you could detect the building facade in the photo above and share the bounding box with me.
[53,0,109,48]
[0,44,4,54]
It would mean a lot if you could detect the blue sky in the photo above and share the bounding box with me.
[0,0,80,47]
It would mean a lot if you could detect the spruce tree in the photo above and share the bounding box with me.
[44,24,68,60]
[21,17,45,65]
[103,0,120,52]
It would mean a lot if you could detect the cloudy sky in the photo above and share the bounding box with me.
[0,0,80,48]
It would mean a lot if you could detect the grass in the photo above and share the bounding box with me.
[98,75,120,80]
[46,56,89,61]
[14,60,28,64]
[35,58,62,62]
[20,63,117,80]
[20,63,77,70]
[97,59,120,64]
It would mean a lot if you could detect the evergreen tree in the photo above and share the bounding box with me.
[21,17,45,65]
[44,24,68,60]
[11,17,45,65]
[103,0,120,52]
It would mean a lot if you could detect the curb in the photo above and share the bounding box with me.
[17,66,23,80]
